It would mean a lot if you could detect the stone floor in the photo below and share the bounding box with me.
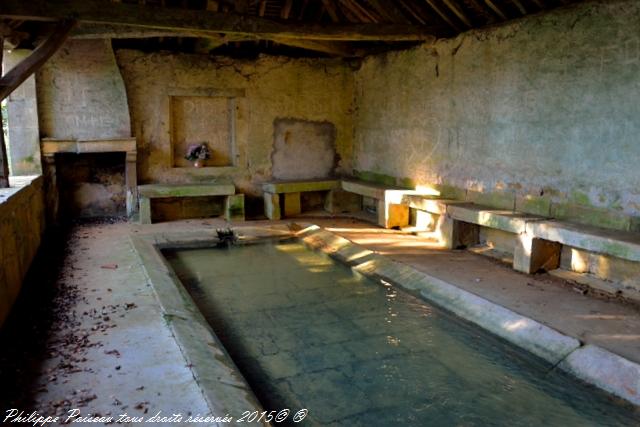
[0,216,638,424]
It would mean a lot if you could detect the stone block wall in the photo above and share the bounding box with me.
[353,0,640,231]
[0,176,46,327]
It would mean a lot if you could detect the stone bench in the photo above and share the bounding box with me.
[341,180,437,228]
[523,220,640,270]
[400,194,640,275]
[262,180,343,220]
[138,182,244,224]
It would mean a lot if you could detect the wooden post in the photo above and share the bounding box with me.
[0,20,75,102]
[0,37,10,188]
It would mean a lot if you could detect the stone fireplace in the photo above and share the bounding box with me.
[41,138,137,222]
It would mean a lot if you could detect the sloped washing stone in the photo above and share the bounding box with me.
[559,344,640,406]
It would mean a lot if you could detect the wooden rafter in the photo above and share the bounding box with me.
[321,0,340,23]
[397,0,427,25]
[367,0,411,24]
[281,0,293,20]
[483,0,507,20]
[0,20,75,102]
[441,0,472,28]
[0,0,436,42]
[510,0,527,15]
[0,36,8,188]
[424,0,461,32]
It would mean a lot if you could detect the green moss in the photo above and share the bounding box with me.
[516,195,552,217]
[353,170,397,186]
[552,203,632,231]
[570,190,591,206]
[466,190,515,210]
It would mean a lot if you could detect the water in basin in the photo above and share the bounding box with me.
[164,240,638,426]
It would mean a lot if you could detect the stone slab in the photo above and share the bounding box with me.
[41,138,137,155]
[401,195,459,215]
[138,181,235,198]
[448,203,545,234]
[262,179,340,194]
[527,220,640,262]
[559,344,640,406]
[298,227,580,366]
[130,234,266,418]
[341,179,405,200]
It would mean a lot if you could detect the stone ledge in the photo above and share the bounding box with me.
[527,220,640,262]
[138,182,236,198]
[262,179,340,193]
[296,224,640,407]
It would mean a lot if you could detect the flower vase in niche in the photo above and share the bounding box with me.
[185,142,211,168]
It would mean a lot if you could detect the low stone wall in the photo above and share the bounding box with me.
[0,176,46,327]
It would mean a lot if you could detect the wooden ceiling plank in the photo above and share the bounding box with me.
[337,0,372,23]
[270,37,359,56]
[510,0,527,15]
[347,0,379,23]
[441,0,472,28]
[396,0,427,25]
[366,0,410,24]
[321,0,340,23]
[297,0,310,20]
[530,0,545,8]
[424,0,461,32]
[483,0,508,20]
[0,0,436,42]
[281,0,293,19]
[0,20,75,101]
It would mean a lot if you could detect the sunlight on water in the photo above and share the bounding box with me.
[164,240,639,426]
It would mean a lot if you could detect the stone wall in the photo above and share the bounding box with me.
[37,39,131,140]
[353,0,640,231]
[115,50,354,196]
[0,176,46,327]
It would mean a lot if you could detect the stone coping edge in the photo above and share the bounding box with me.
[129,230,271,424]
[294,224,640,407]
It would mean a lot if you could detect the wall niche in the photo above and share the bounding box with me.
[169,92,239,168]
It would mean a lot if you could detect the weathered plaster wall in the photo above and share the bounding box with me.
[57,153,127,218]
[0,176,46,327]
[3,50,42,176]
[37,40,131,140]
[115,50,354,196]
[353,0,640,230]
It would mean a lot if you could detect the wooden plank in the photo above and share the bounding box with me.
[0,20,75,102]
[510,0,527,15]
[424,0,461,32]
[441,0,472,28]
[321,0,340,23]
[281,0,293,19]
[0,39,9,188]
[397,0,427,25]
[367,0,411,24]
[483,0,507,20]
[0,0,436,42]
[270,37,359,57]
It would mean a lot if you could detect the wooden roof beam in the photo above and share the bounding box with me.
[0,20,75,102]
[510,0,527,15]
[424,0,461,33]
[441,0,472,28]
[483,0,507,20]
[0,0,435,42]
[366,0,411,24]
